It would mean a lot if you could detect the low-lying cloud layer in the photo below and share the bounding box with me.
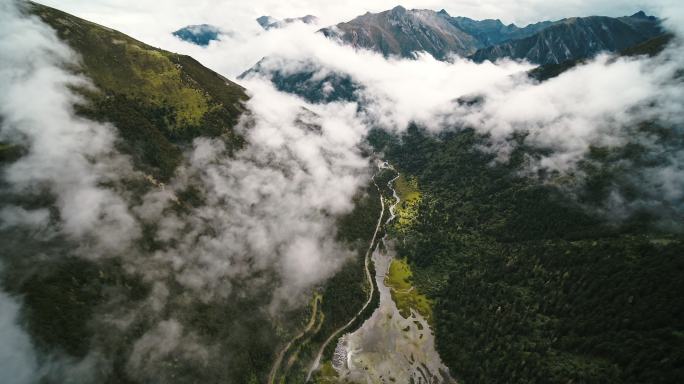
[133,80,370,307]
[0,275,38,384]
[239,3,683,224]
[453,43,684,223]
[0,0,139,253]
[248,45,533,130]
[456,47,683,160]
[1,0,371,305]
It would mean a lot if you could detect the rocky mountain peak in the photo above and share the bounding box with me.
[390,5,407,15]
[321,6,664,64]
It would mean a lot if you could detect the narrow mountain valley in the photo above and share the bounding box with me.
[1,1,683,384]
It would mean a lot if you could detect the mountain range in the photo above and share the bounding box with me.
[471,11,664,64]
[321,6,663,64]
[174,7,663,65]
[242,7,668,117]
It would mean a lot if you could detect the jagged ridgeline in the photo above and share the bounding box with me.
[321,6,663,64]
[30,2,248,181]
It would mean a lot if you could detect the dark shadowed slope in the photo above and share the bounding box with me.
[472,12,663,64]
[369,118,684,384]
[528,33,674,81]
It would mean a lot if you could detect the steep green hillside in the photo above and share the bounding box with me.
[29,1,248,180]
[1,4,283,384]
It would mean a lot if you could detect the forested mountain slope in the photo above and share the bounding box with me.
[368,118,684,383]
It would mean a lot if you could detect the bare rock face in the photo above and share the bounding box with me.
[320,7,662,64]
[320,6,481,59]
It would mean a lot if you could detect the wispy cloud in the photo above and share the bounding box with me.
[0,272,38,384]
[240,2,684,225]
[0,0,140,252]
[134,79,370,308]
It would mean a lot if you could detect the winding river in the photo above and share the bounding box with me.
[330,164,453,384]
[305,166,387,382]
[297,162,453,383]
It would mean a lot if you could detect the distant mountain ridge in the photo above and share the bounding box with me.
[447,12,553,47]
[471,11,664,64]
[257,14,318,30]
[321,6,663,64]
[173,24,226,46]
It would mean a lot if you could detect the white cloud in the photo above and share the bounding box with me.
[127,319,209,382]
[132,79,370,308]
[0,0,140,252]
[236,3,684,220]
[0,206,50,230]
[0,286,38,384]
